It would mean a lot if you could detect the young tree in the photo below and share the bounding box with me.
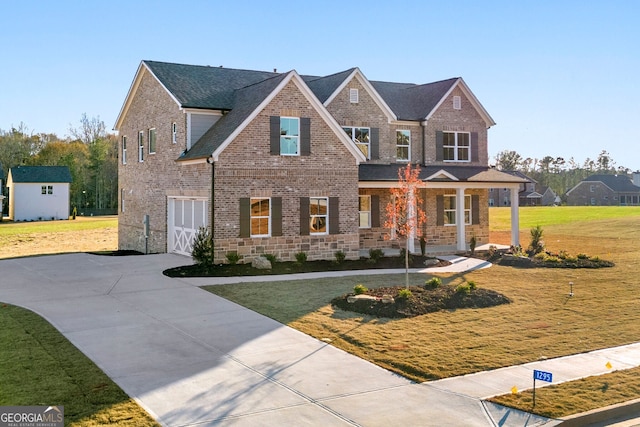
[384,164,427,289]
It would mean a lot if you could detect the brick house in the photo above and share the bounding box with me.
[489,171,559,207]
[114,61,525,262]
[566,173,640,206]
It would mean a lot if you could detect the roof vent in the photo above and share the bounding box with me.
[274,68,277,73]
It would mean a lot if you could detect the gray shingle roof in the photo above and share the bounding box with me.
[359,164,520,183]
[583,174,640,193]
[9,166,72,183]
[303,68,357,103]
[371,78,459,120]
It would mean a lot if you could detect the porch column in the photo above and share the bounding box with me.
[510,184,520,247]
[456,187,466,251]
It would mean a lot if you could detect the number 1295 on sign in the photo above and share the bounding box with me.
[533,370,553,382]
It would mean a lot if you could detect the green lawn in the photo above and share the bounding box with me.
[0,303,159,426]
[0,215,117,236]
[205,206,640,418]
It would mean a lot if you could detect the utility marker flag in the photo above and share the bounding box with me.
[511,386,518,394]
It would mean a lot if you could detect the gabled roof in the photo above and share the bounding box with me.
[500,170,536,183]
[303,68,357,103]
[8,166,72,183]
[568,174,640,194]
[372,78,457,121]
[359,164,527,183]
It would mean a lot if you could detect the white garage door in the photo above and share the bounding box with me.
[168,197,207,256]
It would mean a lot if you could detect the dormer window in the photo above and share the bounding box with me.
[349,88,359,104]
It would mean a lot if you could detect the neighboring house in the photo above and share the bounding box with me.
[6,166,72,221]
[115,60,526,261]
[566,173,640,206]
[538,185,561,206]
[489,171,559,207]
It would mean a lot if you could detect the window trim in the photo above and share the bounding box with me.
[122,135,127,165]
[359,195,371,229]
[309,197,328,235]
[148,128,156,154]
[443,194,471,226]
[250,197,271,237]
[138,131,144,162]
[349,88,359,103]
[279,116,300,156]
[443,131,470,162]
[396,129,411,162]
[343,126,370,160]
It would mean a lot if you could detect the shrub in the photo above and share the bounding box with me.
[589,255,601,262]
[334,250,346,264]
[399,248,413,264]
[528,225,545,255]
[467,280,477,291]
[353,284,368,295]
[544,255,560,263]
[368,248,384,264]
[225,251,241,265]
[577,253,589,259]
[191,227,213,265]
[264,253,278,264]
[469,235,477,255]
[455,283,471,295]
[397,288,412,299]
[295,251,307,264]
[424,277,442,289]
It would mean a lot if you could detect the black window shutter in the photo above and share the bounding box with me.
[436,195,444,226]
[299,197,310,235]
[371,195,380,227]
[471,132,479,162]
[329,197,339,234]
[436,131,443,161]
[272,197,282,236]
[239,198,250,237]
[472,195,480,225]
[270,116,280,155]
[370,128,379,160]
[300,117,311,156]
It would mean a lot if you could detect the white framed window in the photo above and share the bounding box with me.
[443,131,470,162]
[350,88,359,103]
[590,185,595,192]
[590,197,596,205]
[122,135,127,165]
[396,130,410,162]
[250,198,271,237]
[138,131,144,162]
[172,122,177,144]
[359,195,371,228]
[280,117,299,156]
[309,197,328,234]
[443,194,471,225]
[453,95,461,110]
[343,126,370,159]
[148,128,156,154]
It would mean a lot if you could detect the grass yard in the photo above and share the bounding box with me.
[0,303,159,426]
[205,206,640,417]
[0,216,117,259]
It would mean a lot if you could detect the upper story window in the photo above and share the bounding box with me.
[250,198,271,237]
[309,197,328,234]
[172,123,177,144]
[396,130,410,162]
[453,95,461,110]
[350,88,359,103]
[343,126,370,159]
[280,117,299,156]
[148,128,157,154]
[590,185,595,192]
[359,195,371,228]
[138,131,144,162]
[122,136,127,165]
[443,131,470,162]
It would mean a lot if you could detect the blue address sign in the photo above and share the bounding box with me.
[533,370,553,382]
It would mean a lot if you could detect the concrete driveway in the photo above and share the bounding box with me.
[1,253,557,426]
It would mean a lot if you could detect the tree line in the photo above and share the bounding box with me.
[493,149,633,199]
[0,114,118,214]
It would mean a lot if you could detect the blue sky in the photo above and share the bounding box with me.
[2,0,639,170]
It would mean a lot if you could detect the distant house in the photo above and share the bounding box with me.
[566,173,640,206]
[6,166,72,221]
[489,171,558,206]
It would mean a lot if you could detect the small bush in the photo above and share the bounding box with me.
[577,253,589,259]
[264,253,278,264]
[564,255,578,263]
[295,251,307,264]
[469,235,477,255]
[399,248,413,264]
[353,284,368,295]
[397,288,412,299]
[544,255,560,263]
[424,277,442,289]
[455,283,471,295]
[528,225,545,255]
[334,250,346,264]
[467,280,477,290]
[589,255,601,262]
[191,227,214,265]
[225,251,241,265]
[368,248,384,264]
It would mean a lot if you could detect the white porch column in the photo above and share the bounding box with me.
[456,187,466,251]
[510,184,520,247]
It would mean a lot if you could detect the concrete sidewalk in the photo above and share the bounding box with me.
[1,253,637,426]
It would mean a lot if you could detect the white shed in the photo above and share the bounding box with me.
[7,166,72,221]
